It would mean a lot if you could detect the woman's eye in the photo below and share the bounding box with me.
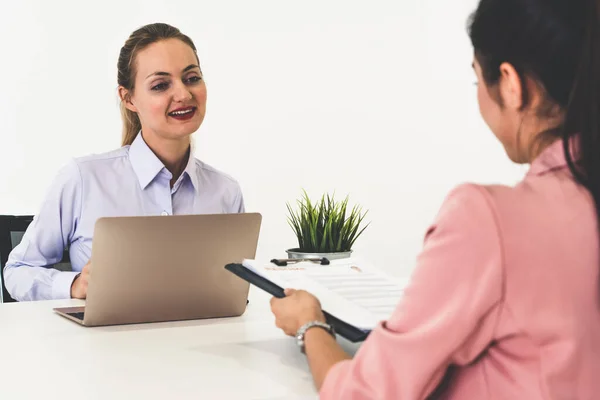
[186,76,202,84]
[151,82,169,91]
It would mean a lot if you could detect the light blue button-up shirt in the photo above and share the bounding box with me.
[4,133,244,301]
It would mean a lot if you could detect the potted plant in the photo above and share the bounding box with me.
[286,190,370,260]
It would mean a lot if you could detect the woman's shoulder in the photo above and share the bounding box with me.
[56,147,132,181]
[442,178,566,212]
[430,184,500,241]
[443,175,591,243]
[440,181,544,224]
[478,171,590,220]
[192,158,241,188]
[49,147,129,184]
[73,146,130,168]
[433,182,525,240]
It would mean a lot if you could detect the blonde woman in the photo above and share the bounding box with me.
[5,23,244,301]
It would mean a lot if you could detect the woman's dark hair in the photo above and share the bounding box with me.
[468,0,600,225]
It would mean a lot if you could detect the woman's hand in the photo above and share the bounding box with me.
[70,259,91,299]
[270,289,326,336]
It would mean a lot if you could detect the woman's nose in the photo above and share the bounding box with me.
[173,81,193,102]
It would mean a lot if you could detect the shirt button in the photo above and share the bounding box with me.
[161,211,169,216]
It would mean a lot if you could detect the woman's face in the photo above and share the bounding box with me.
[123,38,207,142]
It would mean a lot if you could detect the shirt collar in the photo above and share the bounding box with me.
[128,133,199,192]
[182,142,200,193]
[527,136,578,177]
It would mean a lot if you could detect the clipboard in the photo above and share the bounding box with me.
[225,263,371,343]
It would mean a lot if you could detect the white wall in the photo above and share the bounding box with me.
[0,0,526,279]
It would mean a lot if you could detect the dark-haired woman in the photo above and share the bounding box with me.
[270,0,600,398]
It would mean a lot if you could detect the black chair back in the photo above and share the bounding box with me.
[0,215,71,302]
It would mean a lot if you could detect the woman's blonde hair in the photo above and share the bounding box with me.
[117,23,198,146]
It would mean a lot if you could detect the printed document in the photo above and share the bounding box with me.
[242,258,407,331]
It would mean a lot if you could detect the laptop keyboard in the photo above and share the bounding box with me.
[63,301,247,322]
[67,312,85,321]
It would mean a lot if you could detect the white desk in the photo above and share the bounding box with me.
[0,288,360,400]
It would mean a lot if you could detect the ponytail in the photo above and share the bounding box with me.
[562,0,600,223]
[120,102,141,146]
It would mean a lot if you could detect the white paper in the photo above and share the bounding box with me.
[243,258,406,331]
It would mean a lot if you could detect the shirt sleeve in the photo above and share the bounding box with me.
[320,184,504,399]
[232,183,245,213]
[3,160,83,301]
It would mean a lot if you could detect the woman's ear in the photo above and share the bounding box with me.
[498,62,524,111]
[118,86,137,113]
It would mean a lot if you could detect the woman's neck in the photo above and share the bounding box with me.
[519,111,564,163]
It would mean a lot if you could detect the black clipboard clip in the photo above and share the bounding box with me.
[270,257,330,267]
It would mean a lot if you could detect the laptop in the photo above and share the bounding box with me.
[54,212,262,326]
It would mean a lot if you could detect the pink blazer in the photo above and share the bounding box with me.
[321,140,600,399]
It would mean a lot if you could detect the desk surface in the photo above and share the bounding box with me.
[0,288,360,400]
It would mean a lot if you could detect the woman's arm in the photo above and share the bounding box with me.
[304,327,352,390]
[4,160,82,301]
[269,289,352,388]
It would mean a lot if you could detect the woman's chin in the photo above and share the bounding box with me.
[504,147,529,164]
[168,120,203,138]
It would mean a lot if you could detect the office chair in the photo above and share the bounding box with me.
[0,215,71,303]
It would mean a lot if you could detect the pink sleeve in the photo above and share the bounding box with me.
[320,184,504,400]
